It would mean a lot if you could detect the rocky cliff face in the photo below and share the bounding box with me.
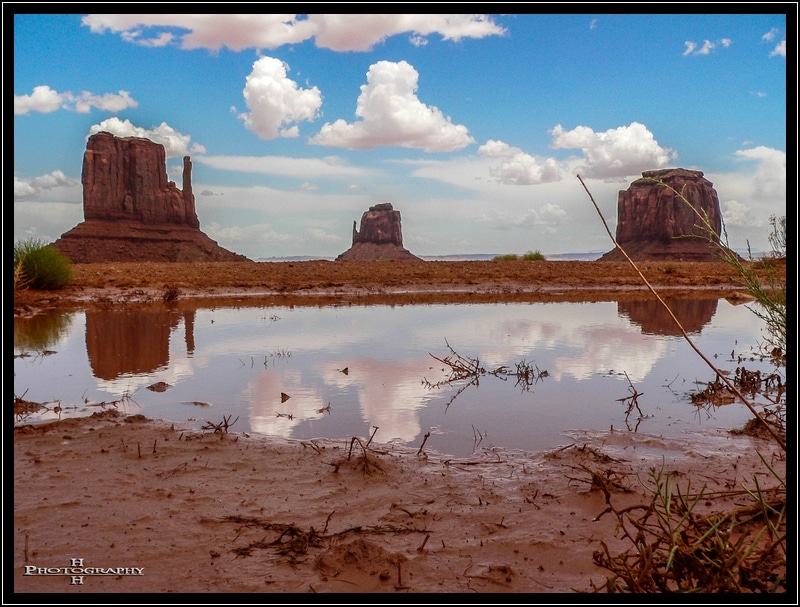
[54,132,248,263]
[599,168,724,262]
[336,203,422,261]
[82,131,199,227]
[351,202,404,246]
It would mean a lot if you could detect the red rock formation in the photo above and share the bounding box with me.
[53,219,249,263]
[599,168,724,262]
[82,131,199,227]
[54,132,248,263]
[336,203,422,261]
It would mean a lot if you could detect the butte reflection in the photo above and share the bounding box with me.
[617,297,718,336]
[85,308,196,380]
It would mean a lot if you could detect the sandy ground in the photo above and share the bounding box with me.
[13,259,774,315]
[12,260,787,597]
[12,411,785,595]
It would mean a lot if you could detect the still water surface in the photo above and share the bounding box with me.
[14,298,781,458]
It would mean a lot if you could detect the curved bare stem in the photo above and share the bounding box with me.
[577,174,785,451]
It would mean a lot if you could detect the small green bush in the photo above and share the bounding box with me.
[521,250,546,261]
[493,250,546,262]
[14,238,73,290]
[13,237,46,266]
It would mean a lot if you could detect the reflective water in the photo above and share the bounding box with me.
[14,298,782,458]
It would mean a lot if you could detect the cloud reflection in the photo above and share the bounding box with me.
[17,299,741,450]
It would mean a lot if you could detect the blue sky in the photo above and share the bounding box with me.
[13,12,788,259]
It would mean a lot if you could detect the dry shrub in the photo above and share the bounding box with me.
[591,460,786,593]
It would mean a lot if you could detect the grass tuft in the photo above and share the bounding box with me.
[14,238,73,290]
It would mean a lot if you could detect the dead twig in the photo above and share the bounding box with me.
[417,431,430,456]
[423,339,549,408]
[346,437,385,475]
[201,414,239,435]
[366,426,379,447]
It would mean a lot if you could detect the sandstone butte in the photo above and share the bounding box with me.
[599,168,727,262]
[336,203,422,261]
[53,132,249,264]
[51,133,731,265]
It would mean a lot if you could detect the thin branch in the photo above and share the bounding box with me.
[577,174,785,451]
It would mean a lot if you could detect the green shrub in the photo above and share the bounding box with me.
[14,238,46,290]
[13,237,46,266]
[521,249,546,261]
[14,238,73,290]
[493,250,546,262]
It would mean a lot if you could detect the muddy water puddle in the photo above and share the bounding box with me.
[13,298,783,458]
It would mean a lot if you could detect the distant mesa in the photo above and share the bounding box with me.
[336,203,422,261]
[53,131,249,263]
[598,168,728,262]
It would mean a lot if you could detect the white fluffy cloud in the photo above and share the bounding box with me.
[14,85,61,114]
[734,146,786,198]
[81,14,505,52]
[479,138,564,185]
[308,14,505,51]
[72,90,138,113]
[14,85,137,115]
[477,140,524,157]
[709,146,786,235]
[14,177,38,199]
[721,199,755,227]
[238,57,322,140]
[87,117,206,157]
[30,170,78,189]
[14,170,79,201]
[310,60,474,152]
[424,123,677,187]
[550,122,676,179]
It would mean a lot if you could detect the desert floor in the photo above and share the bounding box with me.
[13,259,776,314]
[12,260,786,597]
